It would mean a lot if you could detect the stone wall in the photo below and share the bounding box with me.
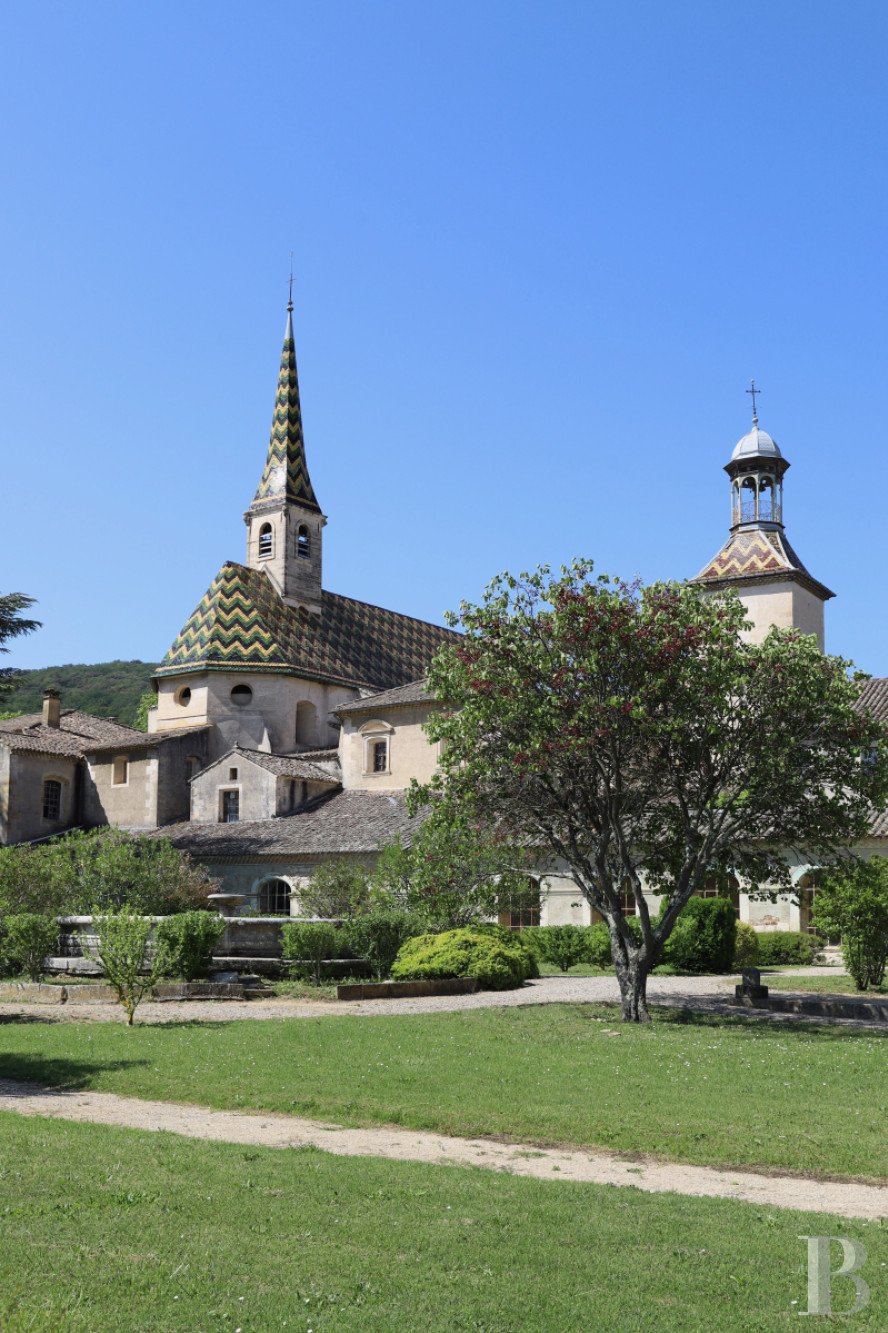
[1,749,79,845]
[339,704,441,791]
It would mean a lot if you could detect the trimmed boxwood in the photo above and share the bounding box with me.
[755,930,823,967]
[663,897,736,974]
[391,927,532,991]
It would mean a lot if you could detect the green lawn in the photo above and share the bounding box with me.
[3,1004,888,1179]
[0,1112,885,1331]
[764,973,888,996]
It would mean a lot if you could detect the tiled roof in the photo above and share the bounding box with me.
[0,711,157,758]
[158,790,424,858]
[335,678,438,714]
[691,529,834,600]
[250,308,320,515]
[231,748,340,783]
[857,678,888,727]
[294,748,339,763]
[155,562,459,689]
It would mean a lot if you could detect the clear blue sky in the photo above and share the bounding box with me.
[2,1,886,676]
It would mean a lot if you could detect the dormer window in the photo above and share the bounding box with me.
[296,525,311,559]
[359,720,393,776]
[258,523,274,559]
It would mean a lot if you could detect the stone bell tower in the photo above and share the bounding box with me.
[244,293,326,613]
[691,385,833,648]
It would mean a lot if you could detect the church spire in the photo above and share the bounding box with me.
[251,301,321,515]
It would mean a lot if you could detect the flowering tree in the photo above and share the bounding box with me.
[418,561,888,1021]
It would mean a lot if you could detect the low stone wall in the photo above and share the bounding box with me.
[337,978,480,1001]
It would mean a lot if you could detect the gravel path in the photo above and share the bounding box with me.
[0,968,848,1025]
[0,1077,883,1221]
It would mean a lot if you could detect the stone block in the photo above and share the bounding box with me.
[0,982,66,1004]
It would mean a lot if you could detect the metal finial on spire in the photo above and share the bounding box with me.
[746,378,761,426]
[288,252,294,313]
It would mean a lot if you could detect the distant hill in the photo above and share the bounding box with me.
[1,661,157,729]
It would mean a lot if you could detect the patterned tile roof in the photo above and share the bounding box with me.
[250,309,320,515]
[691,528,834,600]
[0,711,156,758]
[158,790,424,858]
[155,561,459,689]
[335,678,437,714]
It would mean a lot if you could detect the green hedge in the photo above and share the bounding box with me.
[754,931,823,966]
[733,921,759,968]
[391,928,534,990]
[663,898,737,974]
[153,912,224,981]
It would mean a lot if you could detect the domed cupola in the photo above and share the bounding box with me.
[725,392,788,530]
[691,382,834,649]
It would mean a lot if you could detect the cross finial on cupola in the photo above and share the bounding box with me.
[746,378,761,426]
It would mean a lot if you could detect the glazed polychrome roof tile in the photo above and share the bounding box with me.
[692,528,834,600]
[250,308,320,514]
[156,562,459,688]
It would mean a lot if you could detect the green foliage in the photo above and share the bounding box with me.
[418,559,888,1020]
[0,593,40,700]
[340,911,425,979]
[297,861,372,919]
[281,920,342,986]
[372,815,535,931]
[754,931,823,967]
[813,856,888,990]
[732,921,759,968]
[0,913,59,980]
[527,923,588,971]
[0,659,156,726]
[153,911,224,981]
[133,690,156,732]
[88,907,164,1024]
[584,922,617,967]
[0,828,216,918]
[391,927,532,990]
[662,898,737,974]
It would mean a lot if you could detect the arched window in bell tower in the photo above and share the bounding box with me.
[296,525,311,560]
[258,523,274,559]
[739,476,757,524]
[758,475,775,521]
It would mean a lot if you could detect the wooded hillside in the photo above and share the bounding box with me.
[1,661,156,728]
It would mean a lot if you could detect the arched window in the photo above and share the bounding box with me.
[359,720,393,775]
[295,700,318,748]
[296,525,311,560]
[258,523,274,559]
[42,779,62,820]
[259,878,291,915]
[758,476,774,521]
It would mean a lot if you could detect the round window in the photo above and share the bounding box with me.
[175,686,192,707]
[230,684,253,707]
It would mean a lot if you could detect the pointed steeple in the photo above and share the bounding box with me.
[251,304,320,514]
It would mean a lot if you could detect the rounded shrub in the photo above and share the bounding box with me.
[0,913,59,981]
[663,897,737,974]
[341,911,425,980]
[391,927,531,990]
[733,921,759,968]
[153,911,225,981]
[530,924,588,972]
[583,923,614,968]
[282,920,342,986]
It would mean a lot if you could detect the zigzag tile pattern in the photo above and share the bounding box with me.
[157,563,458,689]
[693,529,810,583]
[252,323,320,513]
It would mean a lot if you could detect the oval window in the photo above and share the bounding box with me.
[175,686,192,707]
[230,684,253,707]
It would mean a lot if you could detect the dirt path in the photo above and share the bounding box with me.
[0,1078,884,1221]
[0,969,851,1025]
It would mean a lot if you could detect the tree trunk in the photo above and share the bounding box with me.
[609,927,651,1023]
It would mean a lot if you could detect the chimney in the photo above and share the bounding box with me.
[42,689,61,729]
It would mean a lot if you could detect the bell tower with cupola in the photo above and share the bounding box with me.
[244,291,326,613]
[691,384,833,648]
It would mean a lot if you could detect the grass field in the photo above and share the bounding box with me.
[0,1112,885,1331]
[3,1004,887,1179]
[766,973,888,996]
